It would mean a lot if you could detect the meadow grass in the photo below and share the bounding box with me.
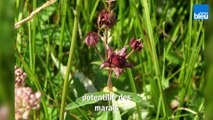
[14,0,205,119]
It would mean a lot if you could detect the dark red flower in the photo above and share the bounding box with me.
[97,9,116,28]
[111,55,127,68]
[100,46,131,78]
[85,32,99,47]
[130,38,144,51]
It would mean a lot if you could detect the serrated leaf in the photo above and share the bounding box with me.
[65,92,107,110]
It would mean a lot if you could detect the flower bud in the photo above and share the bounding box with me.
[35,92,41,99]
[97,9,116,28]
[15,66,27,87]
[129,38,144,51]
[170,99,179,110]
[22,111,30,119]
[85,32,99,47]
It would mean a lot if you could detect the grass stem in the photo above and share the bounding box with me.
[141,0,168,118]
[127,69,142,120]
[59,0,80,119]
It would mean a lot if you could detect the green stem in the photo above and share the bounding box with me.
[89,0,100,22]
[59,0,80,119]
[32,0,36,72]
[141,0,168,118]
[94,46,104,61]
[59,0,68,69]
[193,98,204,120]
[127,69,142,120]
[28,22,32,70]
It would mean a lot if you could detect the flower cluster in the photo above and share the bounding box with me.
[15,66,41,120]
[100,38,143,78]
[100,46,132,78]
[84,1,144,91]
[15,87,41,120]
[85,29,143,77]
[15,66,27,87]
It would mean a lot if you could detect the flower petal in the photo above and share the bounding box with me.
[106,45,114,58]
[101,34,112,44]
[100,61,111,69]
[113,68,123,78]
[116,46,128,56]
[101,36,106,44]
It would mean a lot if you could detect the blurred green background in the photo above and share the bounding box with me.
[0,0,14,120]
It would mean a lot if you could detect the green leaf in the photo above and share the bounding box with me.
[116,91,151,107]
[91,61,103,65]
[39,5,56,22]
[166,51,183,65]
[94,111,109,120]
[65,92,107,110]
[112,100,122,120]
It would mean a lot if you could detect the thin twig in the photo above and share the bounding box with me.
[126,49,134,59]
[172,107,197,120]
[94,46,104,61]
[15,0,57,29]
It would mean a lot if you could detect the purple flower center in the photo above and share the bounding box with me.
[111,54,127,68]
